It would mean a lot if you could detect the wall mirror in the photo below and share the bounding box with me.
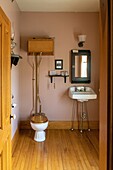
[71,49,91,83]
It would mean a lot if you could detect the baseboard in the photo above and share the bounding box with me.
[12,128,19,155]
[19,120,99,130]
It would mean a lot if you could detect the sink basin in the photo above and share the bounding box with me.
[69,86,97,101]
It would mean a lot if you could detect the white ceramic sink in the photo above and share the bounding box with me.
[69,86,97,101]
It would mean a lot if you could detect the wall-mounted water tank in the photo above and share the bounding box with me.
[27,38,54,55]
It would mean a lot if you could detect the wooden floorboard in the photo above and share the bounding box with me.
[12,129,99,170]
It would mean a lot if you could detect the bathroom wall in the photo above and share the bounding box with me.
[0,1,20,138]
[19,12,99,122]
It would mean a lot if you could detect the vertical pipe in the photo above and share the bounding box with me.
[85,102,90,131]
[76,101,79,130]
[35,53,42,114]
[35,55,38,114]
[31,63,35,115]
[80,102,83,133]
[71,100,75,130]
[27,55,35,116]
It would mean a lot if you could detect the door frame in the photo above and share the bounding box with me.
[0,6,12,170]
[107,0,113,169]
[100,0,113,170]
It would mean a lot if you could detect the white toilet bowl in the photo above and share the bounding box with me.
[30,114,48,142]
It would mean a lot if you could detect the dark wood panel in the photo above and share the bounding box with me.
[99,0,108,169]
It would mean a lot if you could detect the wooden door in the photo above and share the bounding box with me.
[107,0,113,169]
[100,0,113,169]
[99,0,108,169]
[0,7,11,170]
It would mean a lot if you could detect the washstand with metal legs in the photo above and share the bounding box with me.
[69,86,97,132]
[70,100,90,133]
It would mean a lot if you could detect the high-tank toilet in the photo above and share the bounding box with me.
[30,113,48,142]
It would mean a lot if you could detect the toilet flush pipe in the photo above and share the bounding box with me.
[27,52,42,116]
[35,53,42,114]
[35,55,38,114]
[27,55,35,115]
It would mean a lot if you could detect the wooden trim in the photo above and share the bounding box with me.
[99,0,109,169]
[11,128,19,155]
[0,7,10,25]
[19,120,99,130]
[107,0,113,169]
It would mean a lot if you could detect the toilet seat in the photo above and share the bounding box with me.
[30,114,48,124]
[30,113,48,142]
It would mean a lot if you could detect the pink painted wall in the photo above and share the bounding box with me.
[19,12,100,122]
[0,1,20,138]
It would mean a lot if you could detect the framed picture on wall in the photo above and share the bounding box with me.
[55,59,63,70]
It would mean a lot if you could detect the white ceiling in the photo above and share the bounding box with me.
[16,0,100,12]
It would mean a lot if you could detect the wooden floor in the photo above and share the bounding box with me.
[12,129,99,170]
